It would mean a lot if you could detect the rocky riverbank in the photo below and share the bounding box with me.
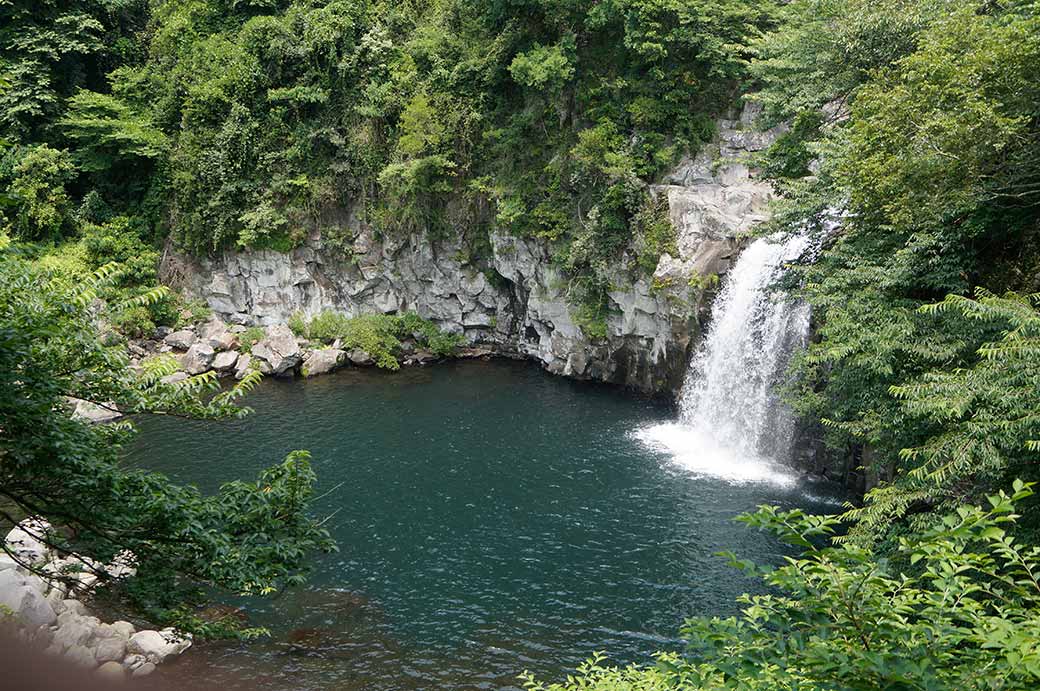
[161,103,784,395]
[0,519,191,681]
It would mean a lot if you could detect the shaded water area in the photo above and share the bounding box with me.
[127,361,839,690]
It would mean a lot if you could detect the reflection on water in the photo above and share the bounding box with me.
[127,361,841,690]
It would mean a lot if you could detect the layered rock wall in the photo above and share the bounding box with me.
[161,104,782,394]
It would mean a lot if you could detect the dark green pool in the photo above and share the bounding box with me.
[126,360,839,690]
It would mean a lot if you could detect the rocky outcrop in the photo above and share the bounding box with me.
[651,103,785,286]
[160,103,781,394]
[0,519,191,680]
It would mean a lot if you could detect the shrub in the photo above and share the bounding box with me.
[298,310,464,368]
[34,241,91,277]
[239,327,266,354]
[306,311,350,343]
[4,145,76,241]
[397,311,464,357]
[176,299,212,328]
[111,305,156,339]
[287,311,308,338]
[573,303,608,341]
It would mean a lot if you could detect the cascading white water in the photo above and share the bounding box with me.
[635,235,811,486]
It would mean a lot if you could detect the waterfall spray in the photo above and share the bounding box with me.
[635,235,810,486]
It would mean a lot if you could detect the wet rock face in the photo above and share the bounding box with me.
[161,103,780,395]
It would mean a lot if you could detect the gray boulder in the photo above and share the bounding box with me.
[0,570,57,631]
[211,350,239,372]
[182,343,215,375]
[200,318,237,351]
[5,519,51,564]
[127,629,192,664]
[52,611,96,650]
[251,324,302,375]
[348,349,375,366]
[122,653,146,671]
[111,620,136,639]
[233,353,254,380]
[132,662,157,677]
[163,329,196,351]
[301,349,345,377]
[71,400,122,424]
[93,635,127,663]
[65,643,96,667]
[213,331,238,351]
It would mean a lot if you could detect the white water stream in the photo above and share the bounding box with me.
[635,235,811,486]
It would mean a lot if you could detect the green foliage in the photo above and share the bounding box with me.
[752,0,1040,537]
[572,302,609,342]
[632,195,677,275]
[287,311,308,337]
[110,304,155,339]
[509,39,575,91]
[59,90,167,173]
[2,145,76,241]
[238,326,267,353]
[2,0,782,325]
[0,1,121,138]
[397,310,465,357]
[528,482,1040,690]
[319,312,404,370]
[298,310,464,368]
[46,0,777,308]
[176,298,213,328]
[750,0,938,120]
[845,291,1040,539]
[0,250,335,633]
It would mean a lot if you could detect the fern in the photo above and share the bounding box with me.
[848,291,1040,542]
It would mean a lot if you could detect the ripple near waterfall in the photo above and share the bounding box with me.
[636,235,811,486]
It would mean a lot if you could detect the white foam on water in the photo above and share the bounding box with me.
[633,422,798,488]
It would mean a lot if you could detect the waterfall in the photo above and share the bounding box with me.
[635,235,811,486]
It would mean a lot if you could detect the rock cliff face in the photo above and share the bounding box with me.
[160,103,782,394]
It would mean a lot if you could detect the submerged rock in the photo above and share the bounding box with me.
[132,662,157,677]
[96,660,125,681]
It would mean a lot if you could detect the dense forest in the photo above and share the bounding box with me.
[2,0,1040,687]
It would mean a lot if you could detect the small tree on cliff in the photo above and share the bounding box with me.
[0,240,336,635]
